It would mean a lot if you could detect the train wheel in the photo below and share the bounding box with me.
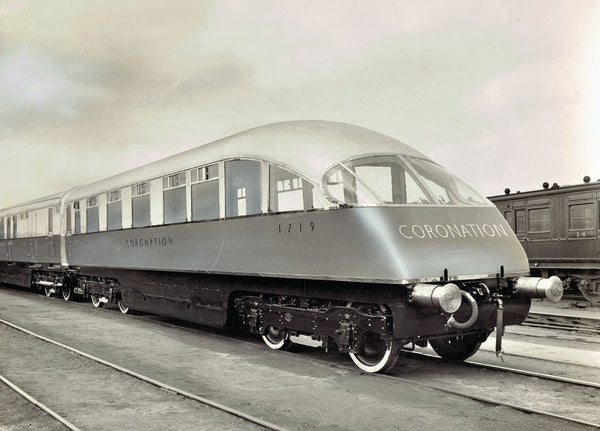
[262,326,292,350]
[579,279,600,304]
[90,294,104,308]
[117,297,130,314]
[429,333,481,362]
[347,303,399,373]
[44,286,53,297]
[61,288,72,302]
[349,332,399,373]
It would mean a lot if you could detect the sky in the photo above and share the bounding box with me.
[0,0,599,209]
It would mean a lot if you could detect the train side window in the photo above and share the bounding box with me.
[528,208,550,233]
[515,209,525,234]
[163,172,187,224]
[225,160,261,217]
[269,165,315,212]
[325,167,355,204]
[569,203,594,230]
[66,204,72,234]
[132,182,151,228]
[323,156,434,206]
[107,189,123,230]
[48,207,53,235]
[74,202,81,234]
[191,164,219,221]
[12,215,17,238]
[0,218,4,240]
[86,197,99,233]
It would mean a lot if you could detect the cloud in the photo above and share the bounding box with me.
[0,47,106,127]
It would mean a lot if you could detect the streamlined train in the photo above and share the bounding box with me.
[0,121,562,373]
[490,178,600,303]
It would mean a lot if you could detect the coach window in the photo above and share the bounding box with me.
[324,156,432,205]
[48,207,53,235]
[132,182,151,228]
[0,218,4,240]
[107,189,122,230]
[269,165,314,212]
[74,202,81,234]
[528,208,550,233]
[66,204,72,234]
[163,172,187,224]
[569,203,594,230]
[191,164,219,221]
[225,160,261,217]
[12,215,17,238]
[86,197,100,233]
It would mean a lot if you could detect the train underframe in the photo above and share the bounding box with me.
[531,266,600,303]
[0,260,534,373]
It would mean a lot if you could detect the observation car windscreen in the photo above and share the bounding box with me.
[323,155,489,206]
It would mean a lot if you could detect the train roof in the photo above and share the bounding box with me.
[0,192,64,216]
[0,121,432,212]
[63,120,431,202]
[488,178,600,201]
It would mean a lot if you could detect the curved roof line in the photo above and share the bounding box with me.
[65,121,429,201]
[2,121,431,209]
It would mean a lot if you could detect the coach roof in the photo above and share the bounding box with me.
[64,120,431,201]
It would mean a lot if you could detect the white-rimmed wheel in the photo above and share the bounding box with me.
[349,332,399,373]
[262,326,292,350]
[44,286,53,297]
[90,294,104,308]
[347,303,400,374]
[61,288,72,301]
[117,297,129,314]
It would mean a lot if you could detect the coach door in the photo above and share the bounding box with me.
[525,197,559,261]
[560,191,597,263]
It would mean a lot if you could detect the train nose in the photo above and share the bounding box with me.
[514,276,564,303]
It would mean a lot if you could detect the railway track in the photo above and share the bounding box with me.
[0,318,288,431]
[131,310,600,429]
[523,312,600,335]
[91,304,600,429]
[2,287,599,430]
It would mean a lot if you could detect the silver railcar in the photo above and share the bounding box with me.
[0,121,562,373]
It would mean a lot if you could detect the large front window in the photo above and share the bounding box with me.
[322,155,488,207]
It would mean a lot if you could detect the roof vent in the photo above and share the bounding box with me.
[542,182,549,189]
[551,182,559,189]
[504,188,510,195]
[584,176,591,183]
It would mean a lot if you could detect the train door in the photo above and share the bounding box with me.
[525,196,559,261]
[559,191,597,263]
[512,200,527,250]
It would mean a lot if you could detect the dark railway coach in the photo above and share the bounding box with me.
[0,121,562,373]
[490,178,600,303]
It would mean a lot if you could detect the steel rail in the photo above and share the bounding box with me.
[407,350,600,389]
[0,374,82,431]
[331,362,600,429]
[3,288,599,428]
[523,312,600,335]
[0,318,289,431]
[128,313,600,428]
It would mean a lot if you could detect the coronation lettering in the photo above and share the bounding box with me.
[125,236,174,248]
[399,223,508,240]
